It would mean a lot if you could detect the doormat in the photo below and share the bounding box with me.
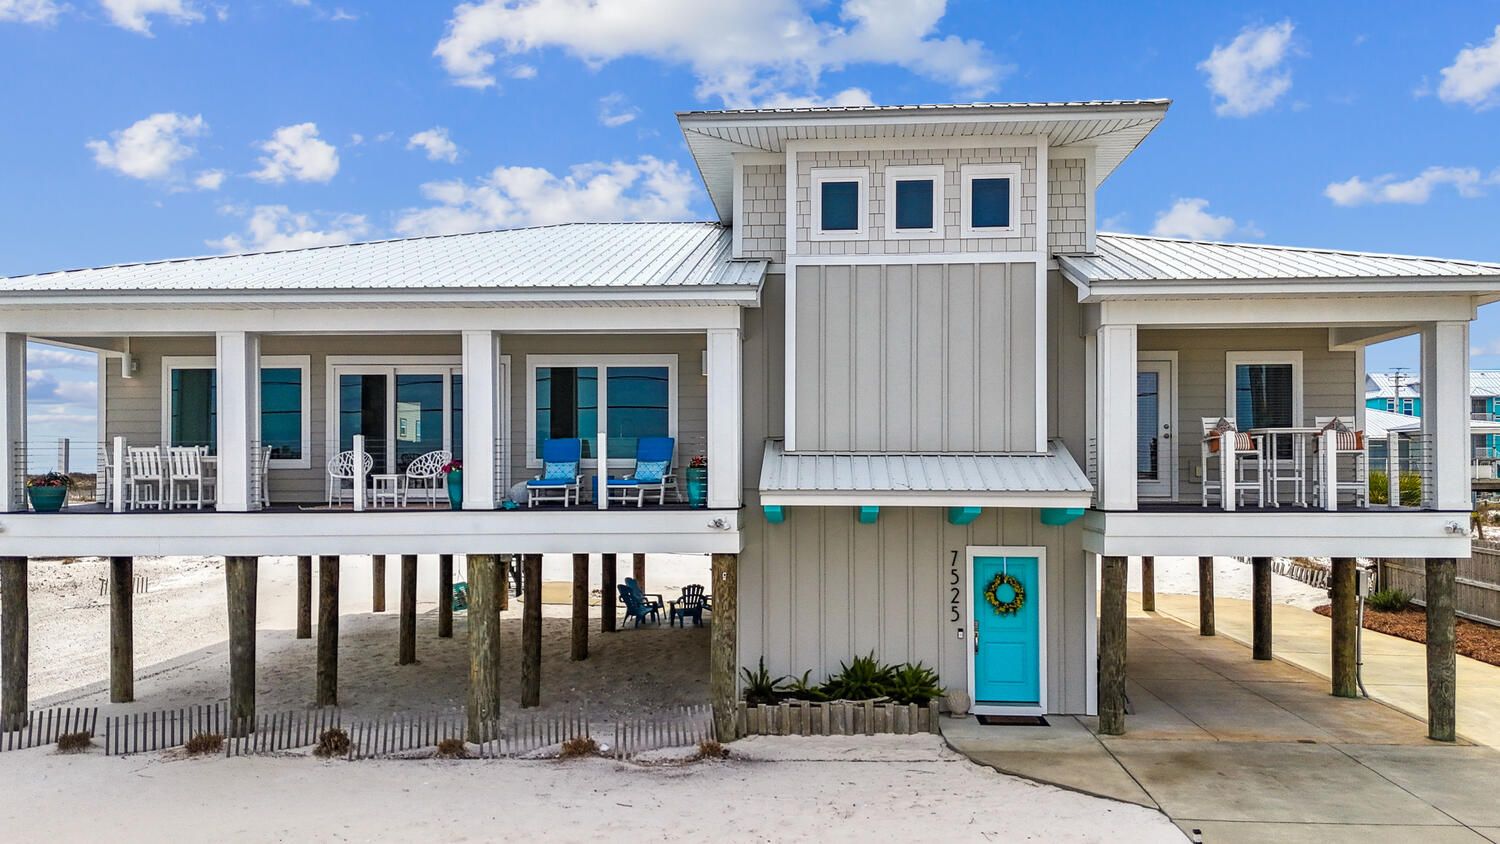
[976,715,1049,727]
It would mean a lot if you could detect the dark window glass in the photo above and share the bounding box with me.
[450,373,463,462]
[339,373,388,469]
[894,179,934,230]
[1235,363,1295,458]
[170,368,217,452]
[535,366,598,459]
[1137,371,1159,480]
[395,373,445,473]
[820,180,859,231]
[260,367,302,460]
[606,366,670,458]
[970,177,1011,228]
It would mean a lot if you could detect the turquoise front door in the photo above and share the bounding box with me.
[972,555,1041,706]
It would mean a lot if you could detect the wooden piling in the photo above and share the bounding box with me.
[295,555,312,640]
[316,555,339,706]
[1426,557,1457,742]
[399,555,417,665]
[109,556,134,703]
[521,553,542,708]
[371,554,386,613]
[466,554,502,741]
[1198,556,1215,636]
[499,555,509,611]
[1,557,27,731]
[1099,555,1127,736]
[571,553,589,661]
[1330,557,1358,698]
[633,553,646,590]
[1252,556,1272,660]
[1140,556,1155,612]
[225,556,257,736]
[601,553,617,633]
[710,553,738,741]
[438,554,454,639]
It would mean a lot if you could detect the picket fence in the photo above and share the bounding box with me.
[0,706,98,751]
[737,700,940,736]
[104,704,226,755]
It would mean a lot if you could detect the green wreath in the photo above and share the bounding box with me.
[983,572,1026,616]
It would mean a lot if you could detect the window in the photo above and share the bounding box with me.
[527,355,677,467]
[960,163,1021,237]
[329,360,483,475]
[163,355,310,468]
[809,167,868,240]
[884,165,944,239]
[1225,352,1303,458]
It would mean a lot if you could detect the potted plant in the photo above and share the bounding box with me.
[441,459,463,509]
[27,471,70,513]
[685,454,707,508]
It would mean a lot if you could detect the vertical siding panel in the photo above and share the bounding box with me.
[913,265,947,451]
[738,505,766,677]
[882,507,918,660]
[852,266,884,451]
[822,510,854,678]
[791,507,825,677]
[883,266,914,451]
[852,506,885,659]
[795,266,823,451]
[944,265,977,451]
[1007,263,1038,450]
[821,266,854,450]
[977,265,1009,451]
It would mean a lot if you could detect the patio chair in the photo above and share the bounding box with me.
[624,577,664,616]
[606,436,676,507]
[167,446,211,510]
[98,443,126,508]
[327,449,375,506]
[255,444,270,508]
[527,438,582,507]
[126,446,165,510]
[1312,416,1369,508]
[1200,417,1263,508]
[617,583,661,627]
[670,583,708,627]
[402,449,451,507]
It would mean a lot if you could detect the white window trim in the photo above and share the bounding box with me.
[808,166,869,242]
[525,353,678,469]
[1224,351,1305,428]
[161,354,312,470]
[960,162,1022,238]
[883,164,945,240]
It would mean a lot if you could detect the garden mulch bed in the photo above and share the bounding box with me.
[1314,604,1500,667]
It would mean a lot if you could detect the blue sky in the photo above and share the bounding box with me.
[4,0,1500,449]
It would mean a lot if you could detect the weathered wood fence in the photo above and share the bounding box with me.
[0,706,98,751]
[1380,542,1500,626]
[610,704,713,760]
[227,707,347,757]
[738,700,940,737]
[347,709,467,760]
[104,704,225,755]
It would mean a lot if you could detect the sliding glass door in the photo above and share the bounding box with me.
[335,366,471,474]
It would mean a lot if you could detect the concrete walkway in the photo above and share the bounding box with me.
[944,605,1500,842]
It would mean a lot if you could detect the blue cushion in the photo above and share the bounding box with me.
[528,477,573,487]
[633,459,670,483]
[607,478,641,486]
[542,460,577,481]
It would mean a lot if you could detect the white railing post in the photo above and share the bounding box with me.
[57,438,70,476]
[1222,433,1236,512]
[460,330,501,511]
[112,435,126,513]
[1387,432,1400,509]
[1323,429,1338,511]
[597,430,608,511]
[353,434,367,512]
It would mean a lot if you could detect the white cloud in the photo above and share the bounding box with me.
[27,347,95,368]
[1150,198,1238,240]
[193,168,225,190]
[209,204,370,253]
[98,0,204,35]
[0,0,63,24]
[1198,20,1295,117]
[597,93,639,127]
[394,155,698,236]
[1324,166,1495,206]
[27,369,97,404]
[508,64,537,79]
[752,87,874,109]
[433,0,1004,107]
[250,123,340,184]
[86,112,207,182]
[1437,25,1500,110]
[407,127,460,163]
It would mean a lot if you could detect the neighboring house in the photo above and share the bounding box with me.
[1365,372,1421,416]
[0,99,1495,738]
[1368,370,1500,458]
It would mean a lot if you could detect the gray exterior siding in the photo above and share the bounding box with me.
[739,163,786,264]
[792,261,1038,453]
[1047,158,1089,254]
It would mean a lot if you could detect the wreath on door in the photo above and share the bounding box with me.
[984,572,1026,616]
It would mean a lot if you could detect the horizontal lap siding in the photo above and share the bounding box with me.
[1139,327,1358,501]
[794,262,1038,453]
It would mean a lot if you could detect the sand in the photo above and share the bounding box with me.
[0,734,1183,842]
[1129,555,1330,610]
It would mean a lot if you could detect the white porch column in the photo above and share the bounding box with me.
[461,330,501,511]
[706,327,743,509]
[215,331,261,512]
[0,335,26,512]
[1422,321,1471,511]
[1096,325,1138,510]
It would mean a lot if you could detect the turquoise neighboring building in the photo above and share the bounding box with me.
[1366,371,1500,458]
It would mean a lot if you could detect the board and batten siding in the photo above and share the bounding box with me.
[792,261,1038,453]
[1138,327,1359,501]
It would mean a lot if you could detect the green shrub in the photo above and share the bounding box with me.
[1367,588,1413,612]
[781,670,829,702]
[1368,471,1423,506]
[740,657,789,706]
[883,662,943,706]
[820,652,894,701]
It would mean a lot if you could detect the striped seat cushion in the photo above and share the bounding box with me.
[1206,431,1257,454]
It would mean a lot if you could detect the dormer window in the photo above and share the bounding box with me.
[809,167,868,240]
[884,165,944,239]
[961,163,1021,237]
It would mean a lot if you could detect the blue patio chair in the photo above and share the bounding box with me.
[606,436,676,507]
[624,577,664,615]
[527,438,582,507]
[670,583,708,627]
[617,583,661,627]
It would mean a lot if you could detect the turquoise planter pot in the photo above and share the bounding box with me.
[447,470,463,509]
[27,486,66,512]
[685,467,707,508]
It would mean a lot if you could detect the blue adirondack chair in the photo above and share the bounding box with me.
[670,583,708,627]
[624,577,664,616]
[606,436,676,506]
[527,438,582,506]
[617,583,662,627]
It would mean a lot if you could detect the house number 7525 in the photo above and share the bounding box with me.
[949,550,961,623]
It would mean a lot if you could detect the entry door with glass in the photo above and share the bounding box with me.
[1137,359,1176,499]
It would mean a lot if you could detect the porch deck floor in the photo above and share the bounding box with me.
[1134,501,1423,514]
[43,501,709,515]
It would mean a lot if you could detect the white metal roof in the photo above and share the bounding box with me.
[1061,234,1500,286]
[678,100,1169,222]
[0,222,766,303]
[758,438,1093,508]
[1368,408,1500,436]
[1366,373,1422,400]
[1471,371,1500,398]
